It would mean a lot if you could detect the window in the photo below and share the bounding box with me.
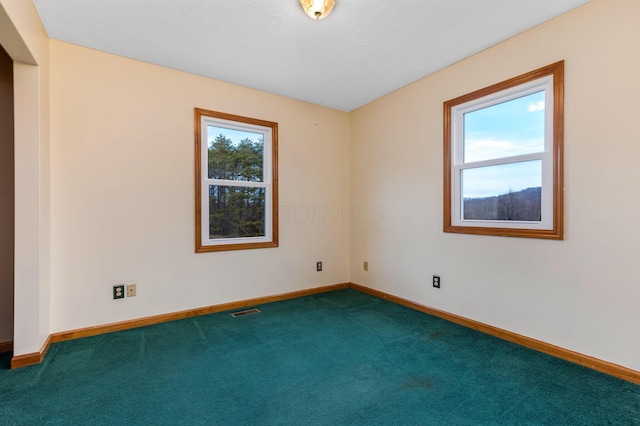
[195,108,278,252]
[443,61,564,239]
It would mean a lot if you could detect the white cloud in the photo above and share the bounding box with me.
[464,138,544,163]
[528,101,545,112]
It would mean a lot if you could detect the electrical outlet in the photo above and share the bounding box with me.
[316,261,322,272]
[126,283,136,297]
[364,261,368,271]
[113,285,125,299]
[432,275,441,289]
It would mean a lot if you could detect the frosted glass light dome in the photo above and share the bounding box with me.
[300,0,336,20]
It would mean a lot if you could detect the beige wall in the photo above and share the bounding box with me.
[0,0,50,355]
[49,40,350,332]
[4,0,638,372]
[0,45,13,344]
[350,0,640,371]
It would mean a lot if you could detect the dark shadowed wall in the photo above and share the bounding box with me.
[0,44,14,344]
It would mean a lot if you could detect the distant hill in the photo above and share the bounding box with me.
[463,187,541,221]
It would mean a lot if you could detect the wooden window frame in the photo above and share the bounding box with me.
[195,108,278,252]
[443,61,564,239]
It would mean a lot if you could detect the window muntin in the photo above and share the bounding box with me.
[195,109,278,252]
[444,61,563,239]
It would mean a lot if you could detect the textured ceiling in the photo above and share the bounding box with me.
[32,0,590,111]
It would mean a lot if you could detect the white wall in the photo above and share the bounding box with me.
[350,0,640,371]
[49,41,350,332]
[0,0,50,355]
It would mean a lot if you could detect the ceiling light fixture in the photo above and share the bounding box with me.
[300,0,336,20]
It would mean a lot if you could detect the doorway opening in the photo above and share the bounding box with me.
[0,42,15,353]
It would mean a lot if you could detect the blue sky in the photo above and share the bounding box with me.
[208,125,262,147]
[463,91,545,198]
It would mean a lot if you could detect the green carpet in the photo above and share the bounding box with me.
[1,289,638,425]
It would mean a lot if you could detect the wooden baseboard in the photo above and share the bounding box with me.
[10,335,51,369]
[349,282,640,385]
[47,282,349,345]
[9,283,348,369]
[0,340,13,353]
[11,281,639,385]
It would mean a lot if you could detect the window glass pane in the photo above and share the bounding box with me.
[207,126,264,182]
[462,160,541,221]
[208,185,266,239]
[464,91,545,163]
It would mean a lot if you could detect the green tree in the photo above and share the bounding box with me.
[208,134,265,238]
